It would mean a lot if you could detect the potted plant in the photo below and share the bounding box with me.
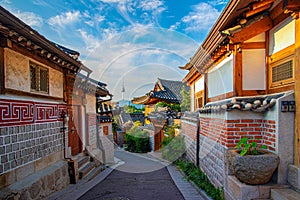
[228,137,279,185]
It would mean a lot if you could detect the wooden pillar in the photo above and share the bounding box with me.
[294,16,300,166]
[0,46,4,94]
[233,45,243,97]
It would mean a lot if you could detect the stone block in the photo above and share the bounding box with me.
[288,164,300,189]
[15,162,35,181]
[226,175,260,200]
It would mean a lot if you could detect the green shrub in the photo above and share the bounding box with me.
[175,159,224,200]
[125,126,150,153]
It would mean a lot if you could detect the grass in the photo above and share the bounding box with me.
[175,159,224,200]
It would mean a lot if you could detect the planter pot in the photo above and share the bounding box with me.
[228,150,279,185]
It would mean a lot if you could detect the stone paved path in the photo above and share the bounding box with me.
[79,149,184,200]
[47,148,206,200]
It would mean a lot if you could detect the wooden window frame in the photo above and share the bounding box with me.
[195,90,204,109]
[30,62,49,94]
[268,45,295,89]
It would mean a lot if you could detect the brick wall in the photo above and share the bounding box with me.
[181,112,278,189]
[0,122,64,174]
[87,113,97,148]
[200,118,276,152]
[180,112,198,165]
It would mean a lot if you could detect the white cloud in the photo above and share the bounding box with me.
[48,11,81,27]
[181,2,220,32]
[77,29,101,52]
[0,0,11,4]
[138,0,166,14]
[209,0,228,6]
[99,0,121,3]
[14,11,43,27]
[79,26,198,101]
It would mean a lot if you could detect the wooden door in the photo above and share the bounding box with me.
[154,129,164,151]
[69,105,82,156]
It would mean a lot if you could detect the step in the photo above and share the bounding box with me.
[271,188,300,200]
[78,162,95,179]
[85,164,107,181]
[77,156,90,169]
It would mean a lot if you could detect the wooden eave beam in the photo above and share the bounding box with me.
[229,15,273,43]
[245,3,273,18]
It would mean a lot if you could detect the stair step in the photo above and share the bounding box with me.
[271,188,300,200]
[79,162,95,179]
[78,156,90,169]
[85,164,106,181]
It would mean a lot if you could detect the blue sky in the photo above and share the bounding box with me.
[0,0,228,101]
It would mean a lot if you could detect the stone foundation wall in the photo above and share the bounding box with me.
[0,160,68,200]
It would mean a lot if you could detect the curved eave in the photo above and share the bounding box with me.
[131,95,151,105]
[179,62,193,70]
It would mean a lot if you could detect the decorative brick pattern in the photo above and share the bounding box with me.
[0,99,67,127]
[0,122,64,174]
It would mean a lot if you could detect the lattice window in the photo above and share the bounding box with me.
[30,63,49,93]
[272,60,293,83]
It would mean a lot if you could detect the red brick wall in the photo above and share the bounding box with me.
[181,121,197,141]
[200,118,276,151]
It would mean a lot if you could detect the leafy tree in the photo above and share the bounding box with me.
[180,85,190,112]
[125,123,150,153]
[123,105,145,114]
[155,102,181,112]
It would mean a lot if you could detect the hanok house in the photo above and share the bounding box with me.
[0,6,110,199]
[73,74,114,173]
[132,78,189,151]
[180,0,300,199]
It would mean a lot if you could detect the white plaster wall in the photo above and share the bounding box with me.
[208,55,233,98]
[49,68,63,98]
[100,123,113,135]
[195,76,204,93]
[269,17,295,55]
[86,94,96,113]
[5,48,30,92]
[245,32,265,43]
[190,84,195,111]
[242,49,266,90]
[4,48,63,99]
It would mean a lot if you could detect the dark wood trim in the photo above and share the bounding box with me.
[267,84,294,94]
[265,29,270,94]
[0,46,4,94]
[5,88,64,101]
[241,90,266,96]
[204,73,208,106]
[242,42,266,49]
[230,16,273,43]
[207,91,235,103]
[294,16,300,165]
[233,48,243,97]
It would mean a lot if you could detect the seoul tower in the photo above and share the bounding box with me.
[121,78,125,100]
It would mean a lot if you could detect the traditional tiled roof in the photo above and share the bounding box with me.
[0,6,92,74]
[132,78,189,105]
[75,73,111,97]
[198,93,286,114]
